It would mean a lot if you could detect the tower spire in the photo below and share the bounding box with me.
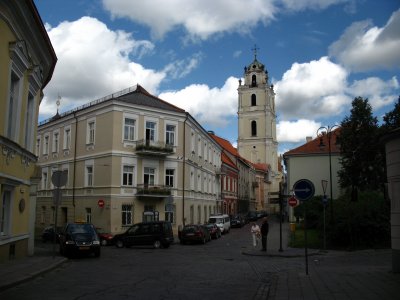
[251,44,259,60]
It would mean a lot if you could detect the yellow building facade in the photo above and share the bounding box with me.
[0,0,56,262]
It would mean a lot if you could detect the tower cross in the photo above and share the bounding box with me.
[251,44,260,59]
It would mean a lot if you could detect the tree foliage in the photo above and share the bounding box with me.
[382,96,400,131]
[337,97,385,194]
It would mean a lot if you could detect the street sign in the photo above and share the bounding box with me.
[51,170,68,188]
[322,195,328,205]
[98,199,105,208]
[293,179,315,201]
[288,196,298,207]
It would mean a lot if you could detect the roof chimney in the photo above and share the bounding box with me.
[306,136,312,143]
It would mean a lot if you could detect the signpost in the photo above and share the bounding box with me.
[51,170,67,258]
[293,179,315,276]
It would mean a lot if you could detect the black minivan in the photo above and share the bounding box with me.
[113,221,174,249]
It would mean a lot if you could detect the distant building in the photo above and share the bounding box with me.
[237,50,281,210]
[0,0,57,262]
[35,85,222,235]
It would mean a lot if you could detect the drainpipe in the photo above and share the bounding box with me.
[182,113,188,226]
[72,112,78,220]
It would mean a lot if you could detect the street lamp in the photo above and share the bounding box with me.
[317,125,338,222]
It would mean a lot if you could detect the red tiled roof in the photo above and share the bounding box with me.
[253,163,270,172]
[222,152,238,170]
[209,134,239,157]
[284,128,341,156]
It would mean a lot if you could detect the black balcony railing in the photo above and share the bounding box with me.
[135,139,174,156]
[136,184,172,198]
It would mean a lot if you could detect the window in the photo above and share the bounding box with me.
[191,132,195,153]
[86,208,92,223]
[197,205,201,224]
[1,190,12,236]
[44,135,49,155]
[7,73,20,140]
[197,172,201,191]
[197,137,202,157]
[204,142,207,161]
[165,204,175,223]
[62,168,69,188]
[25,93,35,150]
[145,121,156,143]
[124,118,136,141]
[251,120,257,136]
[165,169,174,187]
[87,120,95,144]
[204,206,207,223]
[40,206,46,224]
[251,94,256,106]
[122,204,133,226]
[52,131,59,153]
[86,165,93,186]
[166,124,175,146]
[144,167,155,185]
[36,137,41,157]
[123,165,134,186]
[252,74,257,87]
[64,127,71,150]
[42,170,48,190]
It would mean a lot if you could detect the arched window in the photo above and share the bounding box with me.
[251,121,257,136]
[251,75,257,87]
[251,94,256,106]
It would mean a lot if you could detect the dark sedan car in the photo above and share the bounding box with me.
[180,224,211,244]
[205,223,221,239]
[59,223,101,258]
[231,215,245,228]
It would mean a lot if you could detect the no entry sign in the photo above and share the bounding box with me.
[288,196,298,207]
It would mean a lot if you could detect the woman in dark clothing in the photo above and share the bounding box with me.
[260,217,269,251]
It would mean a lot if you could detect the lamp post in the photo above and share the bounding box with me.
[321,179,328,252]
[317,125,338,222]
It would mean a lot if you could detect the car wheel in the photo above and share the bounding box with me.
[115,239,124,248]
[101,239,108,246]
[153,240,161,249]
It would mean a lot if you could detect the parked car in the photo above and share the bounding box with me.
[246,211,258,222]
[41,226,61,243]
[205,223,221,239]
[59,223,101,258]
[113,221,174,249]
[96,228,114,246]
[208,214,231,234]
[180,224,211,244]
[231,215,245,228]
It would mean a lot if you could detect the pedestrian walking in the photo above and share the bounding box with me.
[261,217,269,251]
[250,222,260,247]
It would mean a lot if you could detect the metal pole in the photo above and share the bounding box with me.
[279,191,283,252]
[323,202,326,251]
[328,132,334,221]
[304,200,308,275]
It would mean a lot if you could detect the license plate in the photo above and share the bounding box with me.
[79,246,90,250]
[186,233,194,236]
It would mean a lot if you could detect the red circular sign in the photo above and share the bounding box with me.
[98,199,105,208]
[288,196,298,207]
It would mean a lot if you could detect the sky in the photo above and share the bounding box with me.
[35,0,400,154]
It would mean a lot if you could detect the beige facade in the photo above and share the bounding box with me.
[36,85,222,236]
[0,0,56,262]
[237,54,281,210]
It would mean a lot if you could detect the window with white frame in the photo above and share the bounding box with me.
[62,167,69,188]
[165,204,175,224]
[144,167,155,186]
[197,172,201,191]
[190,168,194,190]
[122,204,133,226]
[124,118,136,141]
[191,132,195,153]
[197,205,201,224]
[203,175,207,192]
[63,127,71,150]
[36,137,41,157]
[165,169,174,187]
[204,206,207,223]
[86,208,92,223]
[1,189,12,236]
[122,165,134,186]
[145,121,156,143]
[43,135,49,155]
[25,93,35,151]
[52,131,59,153]
[50,167,58,189]
[87,120,95,144]
[197,136,202,157]
[86,165,93,186]
[204,142,207,161]
[7,72,20,140]
[42,170,48,190]
[166,124,175,146]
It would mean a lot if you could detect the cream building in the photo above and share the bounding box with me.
[35,85,222,236]
[0,0,57,262]
[237,51,281,210]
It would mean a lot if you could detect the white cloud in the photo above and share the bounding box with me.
[274,57,350,120]
[348,76,399,110]
[102,0,276,40]
[158,77,238,127]
[329,9,400,72]
[277,119,322,143]
[162,52,203,79]
[281,0,349,11]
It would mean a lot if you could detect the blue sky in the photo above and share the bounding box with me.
[35,0,400,154]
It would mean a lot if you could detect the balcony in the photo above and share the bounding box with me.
[136,184,172,200]
[135,139,174,156]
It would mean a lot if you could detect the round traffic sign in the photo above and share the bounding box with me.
[293,179,315,201]
[98,199,105,208]
[288,196,298,207]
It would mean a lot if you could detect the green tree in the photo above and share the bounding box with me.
[337,97,384,195]
[382,96,400,131]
